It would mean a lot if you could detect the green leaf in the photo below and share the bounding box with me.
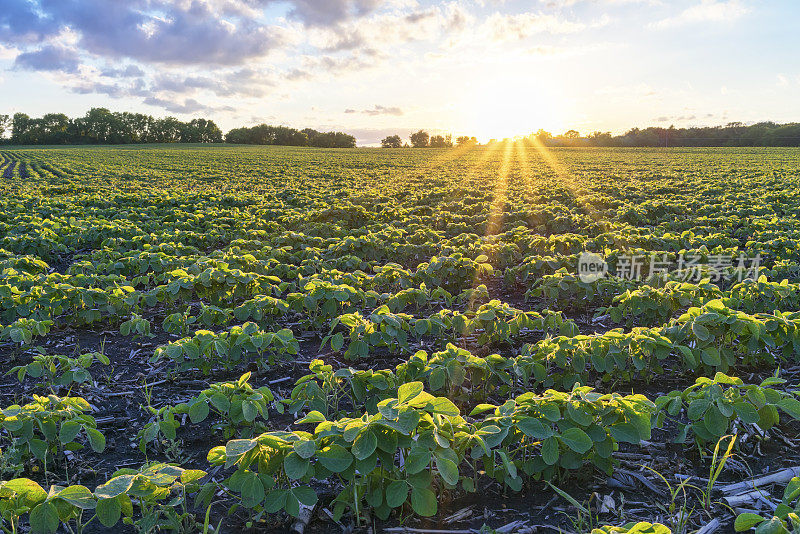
[385,480,408,508]
[331,332,345,351]
[462,478,475,493]
[747,388,767,409]
[283,452,309,480]
[397,382,424,404]
[517,417,553,439]
[94,475,136,499]
[242,400,258,422]
[428,397,459,416]
[188,400,210,423]
[316,444,353,473]
[414,319,430,335]
[263,489,287,513]
[10,327,26,344]
[181,470,206,484]
[405,447,431,474]
[609,422,641,444]
[435,454,459,486]
[541,436,559,465]
[86,428,106,452]
[240,472,265,508]
[225,439,257,459]
[469,404,496,416]
[209,393,231,412]
[3,478,46,503]
[293,439,316,459]
[753,517,786,534]
[545,481,591,515]
[733,401,760,424]
[285,491,301,518]
[734,513,765,531]
[59,421,81,444]
[352,429,378,461]
[292,486,318,506]
[778,398,800,420]
[29,439,48,461]
[410,487,437,517]
[757,405,778,430]
[559,428,593,454]
[30,502,59,534]
[688,398,710,420]
[701,347,721,366]
[96,497,122,527]
[296,411,326,424]
[692,323,710,342]
[207,446,225,464]
[57,485,95,509]
[704,405,729,437]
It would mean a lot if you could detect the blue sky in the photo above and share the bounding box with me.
[1,0,798,144]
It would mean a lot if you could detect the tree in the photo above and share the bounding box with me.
[114,112,147,143]
[381,135,402,148]
[532,129,552,144]
[83,108,119,143]
[181,118,223,143]
[588,131,613,146]
[225,127,249,144]
[40,113,70,144]
[152,116,183,143]
[456,135,477,146]
[563,129,580,139]
[0,115,10,139]
[429,134,453,148]
[11,113,32,144]
[225,124,353,147]
[303,128,356,147]
[410,130,429,148]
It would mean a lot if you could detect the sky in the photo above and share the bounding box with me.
[1,0,799,145]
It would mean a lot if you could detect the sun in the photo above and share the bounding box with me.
[457,78,566,143]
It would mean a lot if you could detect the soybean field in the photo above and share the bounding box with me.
[0,144,799,534]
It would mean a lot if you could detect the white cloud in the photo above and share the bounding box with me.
[483,11,594,43]
[344,104,403,116]
[777,74,789,87]
[596,83,658,98]
[305,3,474,52]
[540,0,661,5]
[525,41,620,58]
[650,0,749,29]
[0,43,19,60]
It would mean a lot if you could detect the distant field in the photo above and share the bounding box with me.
[1,144,799,533]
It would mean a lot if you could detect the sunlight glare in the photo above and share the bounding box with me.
[458,79,565,143]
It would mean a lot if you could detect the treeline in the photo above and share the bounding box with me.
[536,122,800,147]
[381,123,800,148]
[381,131,477,148]
[0,109,355,147]
[224,125,355,148]
[1,109,223,145]
[4,111,800,148]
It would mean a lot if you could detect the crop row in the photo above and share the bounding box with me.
[2,371,797,533]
